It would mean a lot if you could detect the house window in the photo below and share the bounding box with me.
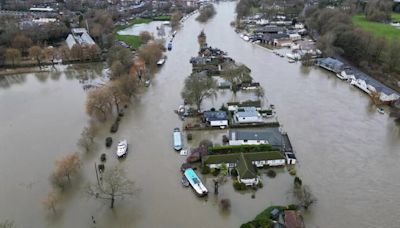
[244,140,248,142]
[257,140,260,143]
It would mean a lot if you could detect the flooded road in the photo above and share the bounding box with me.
[1,2,400,228]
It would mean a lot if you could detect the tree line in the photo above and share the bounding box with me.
[306,3,400,91]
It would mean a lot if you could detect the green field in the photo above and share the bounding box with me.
[352,14,400,39]
[114,34,141,49]
[114,18,153,49]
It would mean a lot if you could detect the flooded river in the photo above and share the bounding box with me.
[1,2,400,228]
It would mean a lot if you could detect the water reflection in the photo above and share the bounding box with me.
[0,74,26,89]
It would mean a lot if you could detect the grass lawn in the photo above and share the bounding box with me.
[352,14,400,39]
[392,13,400,21]
[153,15,171,21]
[115,34,141,49]
[114,18,153,49]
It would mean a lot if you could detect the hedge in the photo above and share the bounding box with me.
[209,144,276,154]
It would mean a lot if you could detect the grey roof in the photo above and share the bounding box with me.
[66,28,96,49]
[318,57,344,69]
[235,107,259,118]
[229,127,283,146]
[262,33,289,41]
[255,25,286,33]
[203,111,227,121]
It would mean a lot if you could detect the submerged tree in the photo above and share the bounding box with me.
[221,63,252,96]
[77,125,97,153]
[170,11,183,29]
[42,191,61,214]
[293,185,316,210]
[181,72,218,111]
[198,30,207,48]
[28,45,44,68]
[0,220,15,228]
[87,166,136,209]
[86,87,113,121]
[5,48,21,67]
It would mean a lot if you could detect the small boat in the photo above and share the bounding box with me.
[173,128,183,151]
[116,140,128,158]
[167,42,172,51]
[184,168,208,196]
[377,108,385,114]
[181,176,190,187]
[144,79,150,87]
[157,57,166,66]
[288,59,295,63]
[172,31,177,37]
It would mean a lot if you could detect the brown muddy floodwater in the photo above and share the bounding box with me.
[1,2,400,228]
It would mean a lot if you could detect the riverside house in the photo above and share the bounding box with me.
[233,107,262,124]
[203,111,228,127]
[229,128,283,148]
[202,151,285,185]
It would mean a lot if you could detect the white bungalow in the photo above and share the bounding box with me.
[229,129,269,146]
[203,111,228,127]
[233,107,262,124]
[66,28,96,49]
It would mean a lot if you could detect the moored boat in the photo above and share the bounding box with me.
[173,128,183,151]
[116,140,128,158]
[184,168,208,196]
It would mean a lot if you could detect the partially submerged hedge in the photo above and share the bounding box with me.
[209,144,276,154]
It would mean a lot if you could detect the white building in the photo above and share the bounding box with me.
[229,129,269,146]
[233,107,262,124]
[65,28,96,49]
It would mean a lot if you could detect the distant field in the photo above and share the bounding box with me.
[352,14,400,39]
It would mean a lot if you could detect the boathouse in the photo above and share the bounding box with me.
[317,57,344,73]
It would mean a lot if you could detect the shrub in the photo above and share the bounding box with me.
[220,104,228,112]
[288,167,296,176]
[187,133,193,141]
[267,169,276,178]
[199,139,213,148]
[222,135,229,144]
[100,153,106,162]
[209,144,275,154]
[294,176,302,188]
[287,204,299,210]
[231,168,238,177]
[201,165,210,174]
[257,181,263,188]
[105,137,113,147]
[219,198,231,211]
[210,107,216,111]
[211,168,220,176]
[110,121,119,133]
[98,164,105,172]
[233,180,247,191]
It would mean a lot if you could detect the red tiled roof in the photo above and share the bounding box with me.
[284,210,301,228]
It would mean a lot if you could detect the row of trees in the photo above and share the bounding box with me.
[306,7,400,89]
[3,44,101,67]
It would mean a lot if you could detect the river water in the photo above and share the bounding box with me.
[1,2,400,228]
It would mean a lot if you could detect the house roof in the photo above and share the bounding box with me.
[284,210,301,228]
[318,57,344,68]
[237,153,257,179]
[235,107,260,118]
[256,25,286,33]
[203,111,227,121]
[230,128,283,147]
[262,33,289,41]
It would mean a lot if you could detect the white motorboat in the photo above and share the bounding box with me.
[157,57,166,66]
[377,108,385,114]
[116,140,128,158]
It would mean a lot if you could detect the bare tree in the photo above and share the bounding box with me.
[28,45,44,68]
[87,166,136,209]
[11,34,32,54]
[181,72,218,111]
[55,153,81,184]
[138,41,164,68]
[42,191,61,214]
[139,31,154,44]
[293,185,316,210]
[107,80,130,113]
[110,60,125,79]
[44,47,59,68]
[365,0,392,22]
[86,87,113,121]
[170,11,183,29]
[117,74,137,98]
[5,48,21,67]
[0,220,15,228]
[221,63,252,96]
[196,4,216,23]
[77,125,97,153]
